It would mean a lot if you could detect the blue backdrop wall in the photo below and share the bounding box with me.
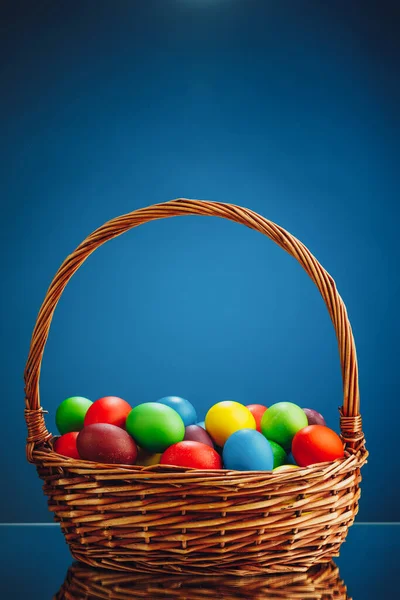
[1,0,399,522]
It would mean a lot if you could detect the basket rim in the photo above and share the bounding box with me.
[33,438,368,478]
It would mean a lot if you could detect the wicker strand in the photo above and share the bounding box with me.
[25,407,51,461]
[339,412,364,446]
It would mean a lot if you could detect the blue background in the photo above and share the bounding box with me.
[1,0,399,522]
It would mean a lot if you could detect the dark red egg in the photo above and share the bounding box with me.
[246,404,268,432]
[84,396,132,428]
[184,425,214,448]
[53,432,80,459]
[302,408,326,427]
[160,441,222,469]
[77,423,137,464]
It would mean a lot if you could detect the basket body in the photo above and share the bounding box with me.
[55,559,351,599]
[25,199,367,574]
[36,446,367,574]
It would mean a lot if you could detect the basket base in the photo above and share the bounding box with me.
[36,445,368,578]
[69,547,339,577]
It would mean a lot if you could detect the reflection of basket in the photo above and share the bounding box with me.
[55,560,351,600]
[25,199,368,575]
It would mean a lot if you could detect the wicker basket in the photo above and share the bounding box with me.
[25,199,367,575]
[55,560,350,599]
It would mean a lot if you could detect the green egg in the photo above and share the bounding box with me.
[261,402,307,451]
[267,440,287,468]
[126,402,185,453]
[55,396,92,435]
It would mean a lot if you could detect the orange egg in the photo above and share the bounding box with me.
[292,425,344,467]
[246,404,268,432]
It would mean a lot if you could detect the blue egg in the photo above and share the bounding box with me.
[196,421,206,429]
[157,396,197,427]
[223,429,274,471]
[286,452,297,465]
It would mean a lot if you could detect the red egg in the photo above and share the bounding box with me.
[246,404,268,432]
[292,425,344,467]
[160,441,222,469]
[77,423,138,464]
[84,396,132,428]
[53,432,80,459]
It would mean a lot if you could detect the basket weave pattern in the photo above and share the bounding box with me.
[25,199,367,574]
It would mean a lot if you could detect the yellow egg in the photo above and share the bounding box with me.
[205,401,256,447]
[273,464,300,472]
[135,448,162,466]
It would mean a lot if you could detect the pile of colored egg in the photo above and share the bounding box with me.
[53,395,344,472]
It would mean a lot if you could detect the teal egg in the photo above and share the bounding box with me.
[223,429,274,471]
[285,452,297,465]
[156,396,197,427]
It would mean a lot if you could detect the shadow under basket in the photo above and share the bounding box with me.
[55,560,351,599]
[25,199,368,575]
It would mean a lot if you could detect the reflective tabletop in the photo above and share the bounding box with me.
[0,524,398,599]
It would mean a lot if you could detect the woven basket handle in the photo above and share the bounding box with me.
[24,199,363,459]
